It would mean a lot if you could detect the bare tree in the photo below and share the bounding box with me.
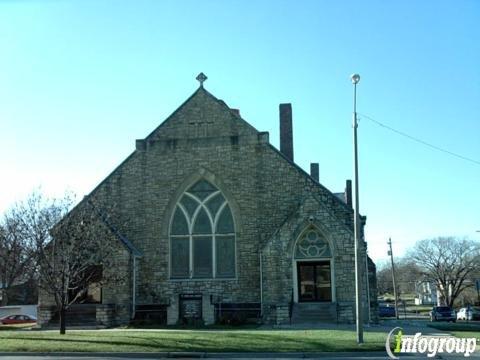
[409,237,480,307]
[12,191,125,334]
[0,209,36,306]
[376,259,423,298]
[376,261,393,296]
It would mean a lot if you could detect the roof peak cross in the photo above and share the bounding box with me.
[196,72,207,87]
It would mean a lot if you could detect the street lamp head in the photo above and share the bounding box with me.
[351,73,361,84]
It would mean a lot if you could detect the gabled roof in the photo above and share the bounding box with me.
[86,83,353,216]
[86,198,142,257]
[263,192,355,250]
[143,86,260,141]
[334,192,346,203]
[266,142,354,214]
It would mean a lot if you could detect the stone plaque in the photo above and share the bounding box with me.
[179,294,202,320]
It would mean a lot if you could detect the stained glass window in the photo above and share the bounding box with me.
[193,208,212,234]
[171,208,189,235]
[193,236,212,278]
[171,237,190,278]
[206,193,224,218]
[216,206,234,234]
[170,179,236,279]
[216,235,235,278]
[188,179,217,200]
[294,228,331,259]
[180,195,198,217]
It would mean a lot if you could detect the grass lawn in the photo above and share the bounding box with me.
[426,322,480,355]
[450,331,480,340]
[0,329,387,353]
[428,322,480,332]
[405,305,432,313]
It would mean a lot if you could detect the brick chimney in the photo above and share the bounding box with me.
[279,103,293,161]
[310,163,319,182]
[345,179,352,208]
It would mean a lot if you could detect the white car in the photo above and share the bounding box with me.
[456,307,480,321]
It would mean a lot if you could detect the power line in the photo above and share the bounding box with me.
[358,113,480,166]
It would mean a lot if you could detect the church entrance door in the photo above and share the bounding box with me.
[297,261,332,302]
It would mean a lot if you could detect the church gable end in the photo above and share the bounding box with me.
[37,76,374,328]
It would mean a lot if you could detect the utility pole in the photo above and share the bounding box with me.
[351,73,363,344]
[388,238,399,319]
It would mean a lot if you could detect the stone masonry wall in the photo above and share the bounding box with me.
[101,247,132,325]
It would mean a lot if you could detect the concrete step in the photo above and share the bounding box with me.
[43,324,105,330]
[293,314,333,319]
[293,312,334,317]
[48,322,98,326]
[291,302,337,324]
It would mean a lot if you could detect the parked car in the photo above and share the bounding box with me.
[430,306,456,322]
[0,314,37,325]
[456,307,480,321]
[379,305,396,317]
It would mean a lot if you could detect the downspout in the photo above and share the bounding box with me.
[131,255,137,320]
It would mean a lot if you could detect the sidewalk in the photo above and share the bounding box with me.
[260,319,447,335]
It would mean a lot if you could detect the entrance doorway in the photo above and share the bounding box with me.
[297,261,332,302]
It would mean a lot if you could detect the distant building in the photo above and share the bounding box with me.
[415,280,438,305]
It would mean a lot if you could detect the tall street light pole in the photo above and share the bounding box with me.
[351,73,363,344]
[388,238,399,319]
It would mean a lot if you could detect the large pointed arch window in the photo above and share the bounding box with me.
[170,179,236,279]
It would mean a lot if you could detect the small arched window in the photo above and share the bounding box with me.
[294,228,331,259]
[170,179,236,279]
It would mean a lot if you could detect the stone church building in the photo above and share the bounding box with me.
[38,74,377,327]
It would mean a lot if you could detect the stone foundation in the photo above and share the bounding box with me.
[37,305,55,327]
[96,304,116,327]
[202,294,215,325]
[337,302,355,323]
[275,304,290,325]
[167,297,179,325]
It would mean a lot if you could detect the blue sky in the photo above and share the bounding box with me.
[1,0,479,262]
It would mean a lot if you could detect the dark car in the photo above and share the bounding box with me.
[430,306,456,322]
[379,305,396,317]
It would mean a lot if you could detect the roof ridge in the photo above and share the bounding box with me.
[200,87,261,134]
[144,86,204,141]
[86,197,142,257]
[145,86,261,141]
[266,143,354,213]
